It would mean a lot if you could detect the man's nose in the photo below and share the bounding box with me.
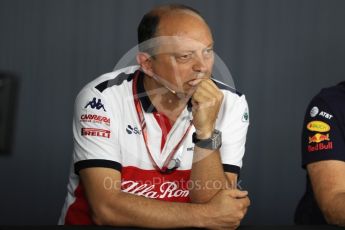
[192,55,208,74]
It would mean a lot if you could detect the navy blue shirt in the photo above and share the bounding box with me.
[295,81,345,224]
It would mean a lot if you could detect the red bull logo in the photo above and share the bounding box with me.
[308,142,333,152]
[308,133,330,143]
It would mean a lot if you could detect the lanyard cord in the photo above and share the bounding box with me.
[132,74,192,173]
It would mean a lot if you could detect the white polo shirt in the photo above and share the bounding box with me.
[58,65,249,225]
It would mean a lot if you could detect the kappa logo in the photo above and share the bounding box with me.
[126,125,141,135]
[84,97,106,111]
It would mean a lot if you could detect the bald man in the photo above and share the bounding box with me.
[59,4,250,229]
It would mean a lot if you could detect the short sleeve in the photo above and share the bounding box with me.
[218,94,249,174]
[301,96,345,168]
[72,87,122,174]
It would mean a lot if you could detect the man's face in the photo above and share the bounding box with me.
[149,12,214,96]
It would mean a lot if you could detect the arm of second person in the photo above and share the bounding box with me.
[308,160,345,226]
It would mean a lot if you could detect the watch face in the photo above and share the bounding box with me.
[214,136,221,149]
[212,130,222,149]
[193,130,222,150]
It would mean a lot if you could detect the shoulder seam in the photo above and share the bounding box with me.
[95,72,134,93]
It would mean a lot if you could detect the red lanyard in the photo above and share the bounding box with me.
[132,74,192,173]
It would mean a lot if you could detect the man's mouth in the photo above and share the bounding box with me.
[152,73,210,98]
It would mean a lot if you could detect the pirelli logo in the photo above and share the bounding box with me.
[81,128,110,138]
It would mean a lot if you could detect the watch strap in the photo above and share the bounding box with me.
[192,129,222,150]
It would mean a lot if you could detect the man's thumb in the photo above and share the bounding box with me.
[227,189,248,198]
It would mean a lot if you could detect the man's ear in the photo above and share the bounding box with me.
[136,52,154,77]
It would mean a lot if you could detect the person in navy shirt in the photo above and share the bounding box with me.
[295,81,345,226]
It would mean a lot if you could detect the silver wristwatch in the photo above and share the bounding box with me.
[192,129,222,150]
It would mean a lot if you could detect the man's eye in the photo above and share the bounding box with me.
[178,54,192,60]
[205,48,214,55]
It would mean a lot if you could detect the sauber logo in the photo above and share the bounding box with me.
[80,114,110,126]
[81,128,110,138]
[121,181,189,199]
[126,125,141,135]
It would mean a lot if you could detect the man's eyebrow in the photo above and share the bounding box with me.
[207,42,214,48]
[175,42,215,54]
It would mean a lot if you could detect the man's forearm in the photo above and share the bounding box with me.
[94,190,208,228]
[324,192,345,226]
[189,147,229,203]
